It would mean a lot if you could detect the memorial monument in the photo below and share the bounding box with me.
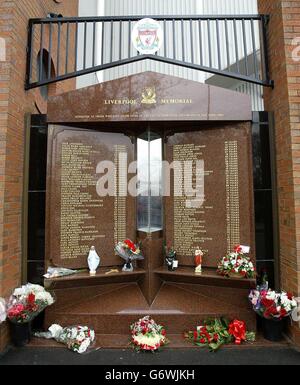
[44,72,256,346]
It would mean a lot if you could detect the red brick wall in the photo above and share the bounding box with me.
[258,0,300,344]
[0,0,78,353]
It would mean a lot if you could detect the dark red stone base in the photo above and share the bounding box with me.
[45,280,256,347]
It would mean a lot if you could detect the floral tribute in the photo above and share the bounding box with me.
[249,286,297,320]
[6,284,54,324]
[115,239,141,255]
[35,324,96,354]
[217,245,255,279]
[130,316,168,352]
[184,318,256,352]
[115,239,144,272]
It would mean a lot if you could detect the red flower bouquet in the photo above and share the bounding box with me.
[185,318,255,351]
[7,284,55,324]
[249,287,297,320]
[115,239,144,272]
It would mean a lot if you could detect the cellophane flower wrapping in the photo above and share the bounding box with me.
[6,284,55,324]
[249,286,298,320]
[44,267,78,279]
[0,298,6,323]
[130,316,168,352]
[217,245,255,279]
[35,324,96,354]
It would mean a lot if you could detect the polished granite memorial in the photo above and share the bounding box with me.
[165,123,255,268]
[44,72,256,347]
[46,127,136,268]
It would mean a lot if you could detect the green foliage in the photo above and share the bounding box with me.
[185,317,255,352]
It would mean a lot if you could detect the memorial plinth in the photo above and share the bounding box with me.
[45,72,256,346]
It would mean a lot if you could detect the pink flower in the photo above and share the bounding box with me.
[8,304,25,318]
[251,298,258,306]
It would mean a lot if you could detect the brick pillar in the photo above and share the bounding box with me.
[258,0,300,345]
[0,0,78,354]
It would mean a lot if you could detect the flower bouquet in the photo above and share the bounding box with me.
[7,284,55,324]
[35,324,96,354]
[217,245,255,279]
[249,287,297,320]
[249,286,297,341]
[6,284,55,347]
[44,267,78,279]
[130,316,168,352]
[0,298,6,324]
[184,318,256,352]
[115,239,144,272]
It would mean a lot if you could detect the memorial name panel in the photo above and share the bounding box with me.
[47,127,135,268]
[165,123,254,267]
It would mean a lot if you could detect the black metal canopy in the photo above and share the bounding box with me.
[25,14,273,90]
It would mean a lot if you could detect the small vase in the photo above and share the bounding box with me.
[262,318,285,342]
[122,262,133,272]
[10,321,32,347]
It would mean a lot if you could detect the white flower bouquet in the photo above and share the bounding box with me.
[130,316,168,352]
[7,284,55,324]
[44,267,78,279]
[35,324,96,354]
[217,245,255,279]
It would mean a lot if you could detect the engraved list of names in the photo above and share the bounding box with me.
[165,126,253,268]
[173,144,213,257]
[48,128,135,268]
[60,142,105,260]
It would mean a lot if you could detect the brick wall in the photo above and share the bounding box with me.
[0,0,78,353]
[258,0,300,345]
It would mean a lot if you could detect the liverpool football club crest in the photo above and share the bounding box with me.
[132,18,163,55]
[141,87,157,104]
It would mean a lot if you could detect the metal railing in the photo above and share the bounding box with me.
[25,15,273,90]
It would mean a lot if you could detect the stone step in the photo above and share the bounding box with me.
[45,282,256,335]
[29,333,288,350]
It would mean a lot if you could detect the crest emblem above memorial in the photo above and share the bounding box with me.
[141,87,157,104]
[132,18,163,55]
